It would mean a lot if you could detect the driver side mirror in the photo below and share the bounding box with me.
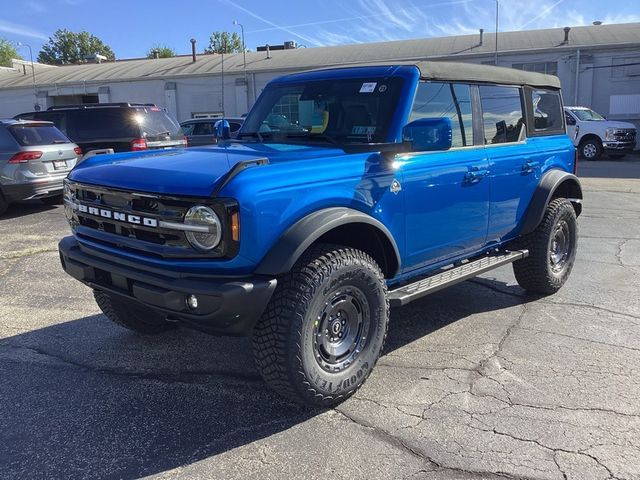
[214,119,231,140]
[403,117,452,152]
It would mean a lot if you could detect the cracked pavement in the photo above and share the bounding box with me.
[1,160,639,479]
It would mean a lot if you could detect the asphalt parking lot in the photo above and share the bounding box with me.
[1,157,639,480]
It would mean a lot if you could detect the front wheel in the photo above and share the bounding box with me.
[252,245,389,407]
[579,138,602,161]
[513,198,578,294]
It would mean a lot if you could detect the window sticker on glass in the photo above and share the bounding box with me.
[352,126,376,135]
[359,82,377,93]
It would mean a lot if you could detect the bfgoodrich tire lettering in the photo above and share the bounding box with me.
[513,198,578,294]
[252,244,389,407]
[94,290,176,334]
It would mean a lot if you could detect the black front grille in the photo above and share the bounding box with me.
[613,129,636,142]
[66,181,239,259]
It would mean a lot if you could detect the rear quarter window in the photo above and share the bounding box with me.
[69,109,139,140]
[525,88,565,135]
[8,124,71,146]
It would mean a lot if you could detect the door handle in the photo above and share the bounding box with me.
[522,160,539,174]
[465,167,489,183]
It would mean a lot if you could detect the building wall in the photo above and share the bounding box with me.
[1,47,638,137]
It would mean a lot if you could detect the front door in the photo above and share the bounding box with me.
[400,81,490,271]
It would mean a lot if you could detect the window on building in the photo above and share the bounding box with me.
[410,82,473,147]
[512,62,558,76]
[529,89,564,134]
[479,85,524,144]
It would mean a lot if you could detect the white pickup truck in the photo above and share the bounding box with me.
[564,106,637,161]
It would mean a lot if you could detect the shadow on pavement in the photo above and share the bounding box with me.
[0,200,60,220]
[0,278,535,479]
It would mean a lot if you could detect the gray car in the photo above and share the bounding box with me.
[181,117,244,147]
[0,119,81,216]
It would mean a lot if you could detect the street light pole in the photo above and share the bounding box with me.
[233,20,249,111]
[17,42,37,108]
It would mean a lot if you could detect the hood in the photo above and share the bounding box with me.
[604,120,636,130]
[68,143,345,197]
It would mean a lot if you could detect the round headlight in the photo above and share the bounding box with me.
[184,206,222,251]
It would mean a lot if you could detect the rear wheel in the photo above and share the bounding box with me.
[513,198,578,294]
[94,290,176,334]
[252,244,389,407]
[579,138,602,161]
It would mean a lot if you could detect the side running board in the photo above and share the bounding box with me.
[388,250,528,307]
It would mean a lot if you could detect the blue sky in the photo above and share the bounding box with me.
[1,0,639,59]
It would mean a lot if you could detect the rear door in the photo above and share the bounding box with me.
[481,85,568,243]
[187,121,217,146]
[400,82,490,271]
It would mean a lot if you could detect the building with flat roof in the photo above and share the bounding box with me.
[0,22,638,132]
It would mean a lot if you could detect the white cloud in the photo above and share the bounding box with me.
[0,19,48,40]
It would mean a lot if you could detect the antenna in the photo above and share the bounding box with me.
[220,39,225,118]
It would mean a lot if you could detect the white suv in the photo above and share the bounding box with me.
[564,106,637,161]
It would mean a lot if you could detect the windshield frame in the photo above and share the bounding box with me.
[238,66,419,147]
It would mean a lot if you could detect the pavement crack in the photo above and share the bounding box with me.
[520,325,640,354]
[615,239,628,267]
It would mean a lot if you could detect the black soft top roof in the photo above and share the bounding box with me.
[415,61,561,89]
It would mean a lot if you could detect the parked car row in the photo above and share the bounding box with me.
[1,103,245,216]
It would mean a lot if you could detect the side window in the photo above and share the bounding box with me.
[530,89,564,134]
[181,123,195,135]
[479,86,524,144]
[410,82,473,147]
[193,122,215,135]
[229,122,242,133]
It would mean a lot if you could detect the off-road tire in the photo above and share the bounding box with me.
[579,138,602,161]
[513,198,578,294]
[252,244,389,407]
[94,290,176,334]
[41,194,64,205]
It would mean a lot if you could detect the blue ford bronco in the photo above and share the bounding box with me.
[59,62,582,406]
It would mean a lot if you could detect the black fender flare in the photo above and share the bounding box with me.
[254,207,401,276]
[520,170,583,235]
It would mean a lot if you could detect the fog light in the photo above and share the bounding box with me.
[186,295,199,310]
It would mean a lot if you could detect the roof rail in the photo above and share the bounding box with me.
[47,102,158,110]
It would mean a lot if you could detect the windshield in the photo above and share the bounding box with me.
[570,108,605,121]
[240,77,405,144]
[9,124,71,146]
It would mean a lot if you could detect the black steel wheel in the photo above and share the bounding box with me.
[513,198,578,294]
[252,244,388,407]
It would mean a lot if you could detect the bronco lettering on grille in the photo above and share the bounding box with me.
[76,203,158,228]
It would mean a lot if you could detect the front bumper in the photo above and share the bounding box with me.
[2,177,65,202]
[59,236,277,336]
[603,140,636,153]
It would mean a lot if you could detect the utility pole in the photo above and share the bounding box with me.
[17,42,37,109]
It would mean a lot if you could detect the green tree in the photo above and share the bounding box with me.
[0,38,21,67]
[146,44,175,59]
[37,29,115,65]
[204,31,243,54]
